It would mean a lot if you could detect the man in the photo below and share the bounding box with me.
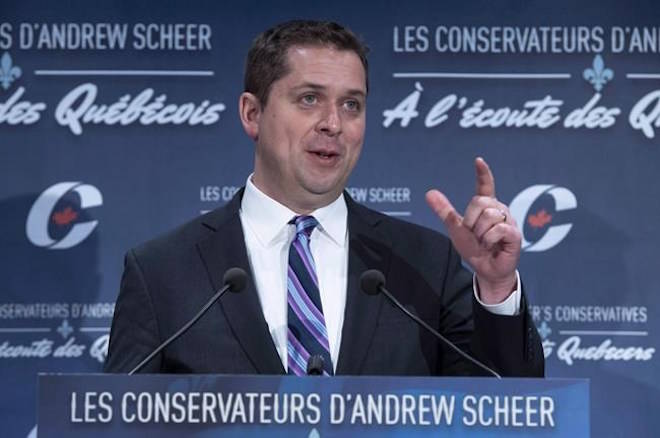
[104,20,543,377]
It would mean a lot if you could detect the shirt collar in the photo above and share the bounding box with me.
[240,174,347,248]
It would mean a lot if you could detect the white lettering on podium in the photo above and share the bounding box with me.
[462,395,554,427]
[70,391,113,423]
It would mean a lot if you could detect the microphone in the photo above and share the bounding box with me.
[360,269,501,379]
[128,267,248,375]
[306,354,325,376]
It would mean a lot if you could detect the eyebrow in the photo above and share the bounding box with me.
[290,82,367,98]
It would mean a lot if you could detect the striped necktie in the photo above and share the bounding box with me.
[287,215,333,376]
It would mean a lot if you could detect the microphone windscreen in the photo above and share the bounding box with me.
[223,267,248,292]
[306,354,324,376]
[360,269,385,295]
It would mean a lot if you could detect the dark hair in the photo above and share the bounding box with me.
[244,20,369,105]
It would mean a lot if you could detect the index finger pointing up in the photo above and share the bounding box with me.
[475,157,496,197]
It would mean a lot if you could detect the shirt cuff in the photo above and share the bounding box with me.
[472,270,521,316]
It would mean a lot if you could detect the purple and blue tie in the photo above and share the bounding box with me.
[287,215,333,376]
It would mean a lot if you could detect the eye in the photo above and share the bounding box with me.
[343,99,361,112]
[301,94,317,105]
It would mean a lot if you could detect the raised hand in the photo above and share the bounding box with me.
[425,157,521,304]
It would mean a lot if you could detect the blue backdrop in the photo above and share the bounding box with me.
[2,0,659,436]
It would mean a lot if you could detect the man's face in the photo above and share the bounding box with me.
[243,45,367,213]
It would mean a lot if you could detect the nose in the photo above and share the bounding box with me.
[316,104,341,136]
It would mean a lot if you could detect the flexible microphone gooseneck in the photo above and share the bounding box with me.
[128,267,248,375]
[360,269,501,379]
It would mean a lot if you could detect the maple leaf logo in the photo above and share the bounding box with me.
[527,209,552,229]
[52,206,78,226]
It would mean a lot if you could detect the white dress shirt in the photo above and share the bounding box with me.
[239,176,521,372]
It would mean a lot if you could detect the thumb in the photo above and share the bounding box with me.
[425,189,462,228]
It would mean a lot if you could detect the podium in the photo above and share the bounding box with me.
[38,374,589,437]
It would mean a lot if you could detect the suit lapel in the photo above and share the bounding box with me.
[336,196,392,374]
[196,192,284,374]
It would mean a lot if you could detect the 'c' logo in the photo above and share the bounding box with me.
[509,184,576,252]
[26,182,103,249]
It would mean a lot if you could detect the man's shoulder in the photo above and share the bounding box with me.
[131,202,236,260]
[347,198,451,248]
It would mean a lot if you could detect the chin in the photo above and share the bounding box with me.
[301,174,341,193]
[306,187,339,198]
[302,182,342,199]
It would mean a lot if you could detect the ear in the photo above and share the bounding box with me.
[239,92,261,141]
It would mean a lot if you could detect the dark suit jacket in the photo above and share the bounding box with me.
[104,191,544,377]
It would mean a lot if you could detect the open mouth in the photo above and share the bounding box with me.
[314,152,336,158]
[310,151,339,160]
